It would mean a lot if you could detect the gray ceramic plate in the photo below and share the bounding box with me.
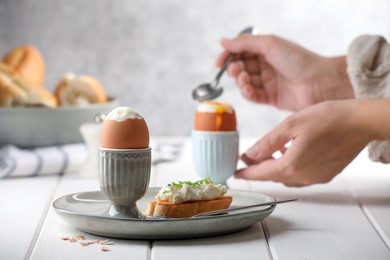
[53,188,275,239]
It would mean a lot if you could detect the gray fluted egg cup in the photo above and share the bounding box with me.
[99,147,151,219]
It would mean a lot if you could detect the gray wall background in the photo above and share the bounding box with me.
[1,0,389,137]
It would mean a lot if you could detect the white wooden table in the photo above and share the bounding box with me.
[1,137,390,260]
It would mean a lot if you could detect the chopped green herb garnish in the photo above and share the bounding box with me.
[167,177,215,189]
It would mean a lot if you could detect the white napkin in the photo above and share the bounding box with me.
[0,141,183,178]
[0,144,87,178]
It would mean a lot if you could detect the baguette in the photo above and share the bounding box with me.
[146,195,232,218]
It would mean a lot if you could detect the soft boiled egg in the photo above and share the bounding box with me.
[194,101,236,131]
[100,106,149,149]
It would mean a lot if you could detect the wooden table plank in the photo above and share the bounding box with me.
[0,176,59,260]
[152,223,271,260]
[30,175,151,260]
[343,149,390,249]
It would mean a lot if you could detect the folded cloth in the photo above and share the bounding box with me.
[347,35,390,163]
[0,143,87,178]
[0,140,184,179]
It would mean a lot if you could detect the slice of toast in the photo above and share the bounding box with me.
[146,195,232,218]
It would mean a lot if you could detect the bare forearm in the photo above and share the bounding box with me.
[319,56,355,101]
[354,98,390,141]
[331,56,354,98]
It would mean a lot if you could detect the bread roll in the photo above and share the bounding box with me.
[0,68,27,106]
[54,73,107,106]
[2,45,45,87]
[0,62,57,108]
[146,195,233,218]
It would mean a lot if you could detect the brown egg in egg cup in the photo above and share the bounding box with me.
[98,107,151,219]
[192,101,239,185]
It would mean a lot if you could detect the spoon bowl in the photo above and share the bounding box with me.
[192,83,224,101]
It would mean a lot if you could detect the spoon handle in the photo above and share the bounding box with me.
[214,54,235,84]
[192,198,297,218]
[213,26,257,85]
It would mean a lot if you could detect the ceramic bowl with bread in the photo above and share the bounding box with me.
[0,45,119,147]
